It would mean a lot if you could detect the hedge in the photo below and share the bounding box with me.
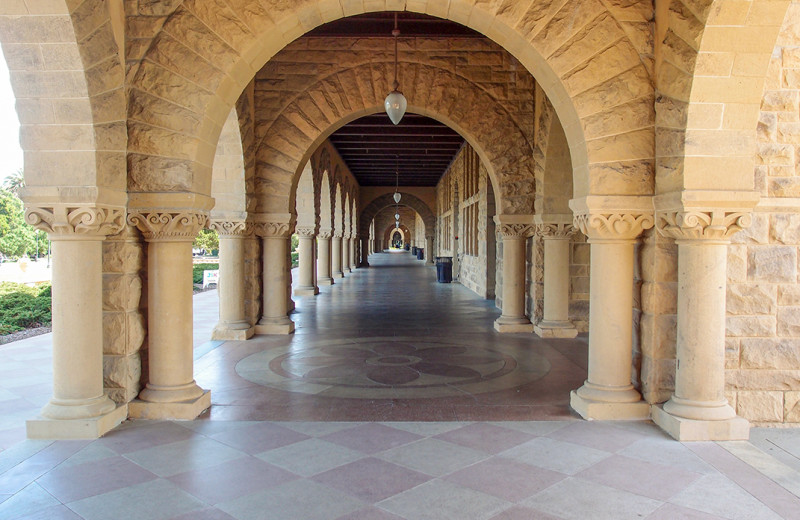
[0,282,51,335]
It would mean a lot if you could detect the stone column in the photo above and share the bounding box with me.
[534,222,578,338]
[25,205,128,438]
[652,206,754,440]
[360,236,370,266]
[317,230,334,285]
[253,220,295,334]
[294,226,319,296]
[568,200,653,420]
[493,217,534,332]
[425,235,434,265]
[209,220,253,340]
[332,233,344,278]
[342,235,351,273]
[127,210,211,420]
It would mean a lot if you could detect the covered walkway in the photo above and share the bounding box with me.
[196,250,587,421]
[1,252,800,518]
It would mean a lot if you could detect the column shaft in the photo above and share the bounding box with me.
[570,238,649,420]
[294,234,319,295]
[342,238,351,273]
[256,236,294,333]
[535,236,577,338]
[140,240,205,403]
[494,236,532,332]
[317,235,333,285]
[43,239,115,420]
[360,237,370,266]
[332,236,343,278]
[213,234,251,340]
[425,236,434,265]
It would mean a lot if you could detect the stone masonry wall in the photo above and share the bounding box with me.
[102,225,145,405]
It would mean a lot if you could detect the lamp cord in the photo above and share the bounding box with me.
[392,13,400,91]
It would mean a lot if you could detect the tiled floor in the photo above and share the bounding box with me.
[0,251,799,519]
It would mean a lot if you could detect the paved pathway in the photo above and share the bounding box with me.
[0,252,798,519]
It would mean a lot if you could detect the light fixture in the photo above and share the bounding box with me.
[393,154,401,204]
[395,220,400,229]
[384,13,407,125]
[395,212,400,220]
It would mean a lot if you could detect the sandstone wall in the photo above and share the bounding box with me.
[725,2,800,424]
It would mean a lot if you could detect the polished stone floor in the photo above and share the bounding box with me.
[1,251,799,519]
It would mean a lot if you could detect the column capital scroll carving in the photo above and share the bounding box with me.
[318,229,333,239]
[498,223,535,239]
[333,231,343,239]
[252,222,291,238]
[656,210,752,242]
[295,226,316,238]
[127,211,208,241]
[208,219,249,237]
[535,223,577,239]
[25,204,126,238]
[573,212,654,241]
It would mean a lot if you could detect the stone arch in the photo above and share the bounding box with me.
[343,192,352,237]
[386,225,409,247]
[254,62,534,218]
[0,0,127,198]
[319,171,333,234]
[360,193,435,239]
[125,0,659,204]
[534,96,574,217]
[295,161,316,231]
[210,106,247,219]
[333,182,344,236]
[655,0,791,198]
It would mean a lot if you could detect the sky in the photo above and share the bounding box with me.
[0,52,23,182]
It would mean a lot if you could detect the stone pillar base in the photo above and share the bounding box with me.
[651,404,750,441]
[493,317,534,333]
[211,325,254,341]
[570,390,650,420]
[534,321,578,338]
[333,272,344,279]
[255,318,295,335]
[27,404,127,440]
[293,286,319,296]
[318,278,334,286]
[128,391,211,420]
[343,267,352,273]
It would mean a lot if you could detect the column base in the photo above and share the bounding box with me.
[534,320,578,338]
[128,391,211,420]
[255,317,295,334]
[318,277,334,286]
[293,286,319,296]
[343,267,352,273]
[27,404,127,439]
[570,390,650,420]
[333,272,344,279]
[493,316,533,333]
[651,403,750,441]
[212,324,254,341]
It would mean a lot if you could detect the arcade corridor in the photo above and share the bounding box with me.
[195,250,588,422]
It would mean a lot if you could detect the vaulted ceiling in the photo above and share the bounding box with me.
[312,13,477,187]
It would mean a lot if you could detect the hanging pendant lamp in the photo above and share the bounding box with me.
[393,154,402,203]
[385,13,407,125]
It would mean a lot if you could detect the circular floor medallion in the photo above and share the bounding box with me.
[235,337,552,399]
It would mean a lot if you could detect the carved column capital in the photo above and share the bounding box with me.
[573,212,654,241]
[127,211,208,241]
[656,210,752,243]
[25,204,126,239]
[295,226,317,238]
[498,223,535,239]
[208,219,249,237]
[252,221,291,238]
[318,229,332,239]
[535,223,577,239]
[333,231,343,239]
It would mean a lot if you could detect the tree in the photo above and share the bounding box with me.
[193,229,219,254]
[3,169,24,196]
[0,189,33,259]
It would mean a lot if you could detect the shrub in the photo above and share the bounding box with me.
[0,282,51,334]
[291,251,299,268]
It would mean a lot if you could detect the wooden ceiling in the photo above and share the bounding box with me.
[310,13,477,187]
[328,114,464,187]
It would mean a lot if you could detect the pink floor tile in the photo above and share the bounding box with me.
[445,457,566,502]
[321,423,423,454]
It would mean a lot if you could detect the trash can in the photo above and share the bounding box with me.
[404,243,410,251]
[411,246,417,255]
[417,248,424,260]
[436,256,452,283]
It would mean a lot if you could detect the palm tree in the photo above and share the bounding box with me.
[3,169,23,195]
